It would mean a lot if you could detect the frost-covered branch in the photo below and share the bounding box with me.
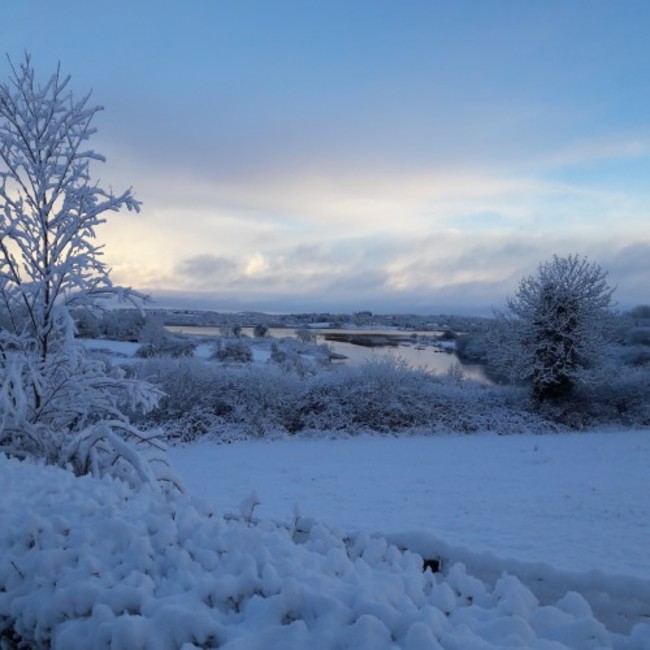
[0,54,162,488]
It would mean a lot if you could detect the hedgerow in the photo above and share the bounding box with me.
[129,357,554,440]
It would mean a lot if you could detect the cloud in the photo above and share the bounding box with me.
[7,1,649,318]
[598,243,650,309]
[97,112,650,318]
[99,151,650,316]
[175,255,239,282]
[104,136,650,249]
[126,230,648,315]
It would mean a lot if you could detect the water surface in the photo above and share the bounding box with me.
[167,325,488,382]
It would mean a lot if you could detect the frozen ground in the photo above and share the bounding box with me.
[169,430,650,580]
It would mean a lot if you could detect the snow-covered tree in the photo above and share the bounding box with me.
[0,55,165,485]
[490,254,615,402]
[295,327,317,344]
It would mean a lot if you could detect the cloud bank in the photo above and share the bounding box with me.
[5,1,650,314]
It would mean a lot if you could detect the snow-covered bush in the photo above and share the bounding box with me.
[131,358,303,440]
[618,345,650,368]
[130,358,219,441]
[100,309,146,342]
[0,55,164,487]
[72,308,148,342]
[625,327,650,347]
[131,356,549,439]
[295,327,317,344]
[134,315,195,358]
[136,337,196,359]
[626,304,650,325]
[211,339,253,363]
[616,317,650,368]
[538,367,650,429]
[269,339,327,376]
[490,254,615,403]
[296,359,541,435]
[219,323,243,338]
[72,308,103,339]
[1,454,643,649]
[455,331,489,365]
[297,357,434,432]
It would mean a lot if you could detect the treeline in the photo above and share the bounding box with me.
[143,307,490,333]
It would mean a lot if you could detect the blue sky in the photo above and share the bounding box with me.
[3,1,649,314]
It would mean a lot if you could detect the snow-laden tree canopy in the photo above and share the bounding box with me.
[490,254,615,402]
[0,54,164,485]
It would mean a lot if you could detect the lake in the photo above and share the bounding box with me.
[166,325,489,383]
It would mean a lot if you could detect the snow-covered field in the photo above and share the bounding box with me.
[169,430,650,638]
[169,431,650,580]
[2,430,650,648]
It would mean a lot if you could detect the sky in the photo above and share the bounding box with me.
[3,0,649,315]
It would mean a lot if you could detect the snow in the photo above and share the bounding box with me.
[6,336,648,646]
[78,338,141,358]
[2,448,649,649]
[168,431,650,580]
[168,430,650,637]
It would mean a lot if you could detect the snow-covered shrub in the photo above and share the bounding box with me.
[70,308,149,342]
[132,355,550,439]
[0,55,165,487]
[0,455,639,649]
[129,358,218,439]
[626,304,650,326]
[617,345,650,368]
[100,309,146,342]
[131,358,303,439]
[135,315,196,358]
[72,308,103,339]
[540,367,650,429]
[625,327,650,346]
[614,318,650,368]
[297,357,434,432]
[269,340,325,377]
[229,364,303,435]
[136,337,196,359]
[219,323,243,338]
[295,357,543,435]
[211,339,253,363]
[455,331,489,364]
[295,327,317,344]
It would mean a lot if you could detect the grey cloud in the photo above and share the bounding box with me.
[605,243,650,276]
[323,269,391,294]
[149,282,500,316]
[599,243,650,309]
[175,255,239,281]
[157,233,649,316]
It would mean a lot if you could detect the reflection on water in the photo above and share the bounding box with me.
[166,325,488,383]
